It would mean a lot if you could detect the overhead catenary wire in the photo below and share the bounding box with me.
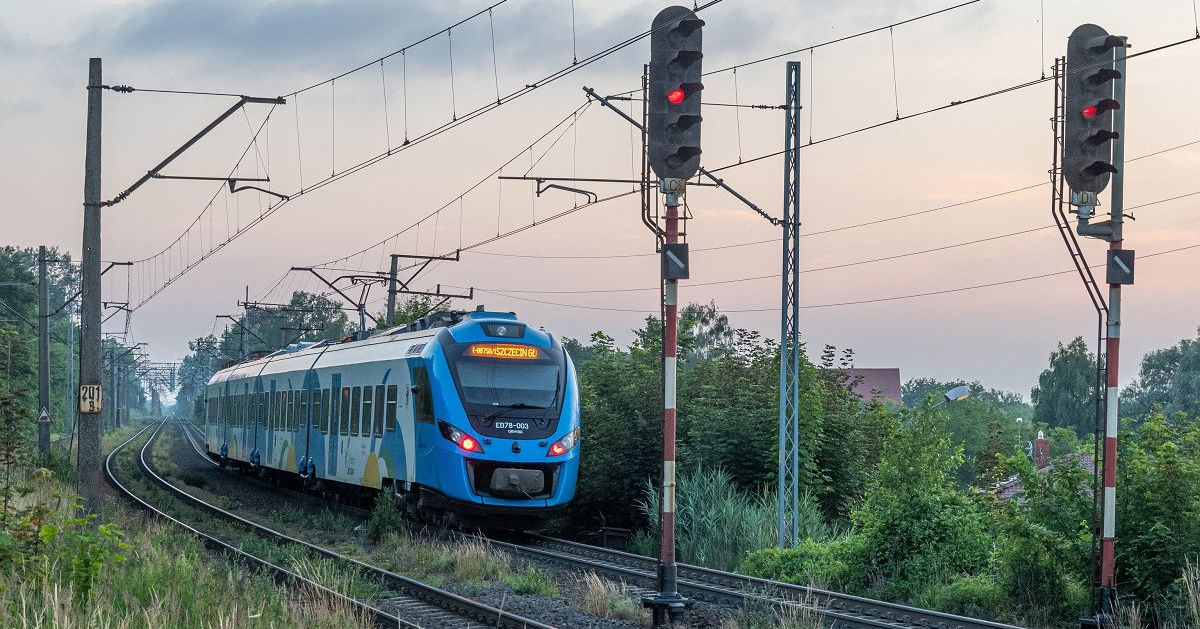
[457,184,1200,294]
[129,0,727,311]
[465,135,1200,261]
[705,33,1200,175]
[475,242,1200,314]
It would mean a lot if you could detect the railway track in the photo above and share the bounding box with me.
[109,420,557,629]
[485,533,1027,629]
[177,420,1025,629]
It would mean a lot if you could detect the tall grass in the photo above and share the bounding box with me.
[1110,561,1200,629]
[1,468,369,628]
[633,466,838,571]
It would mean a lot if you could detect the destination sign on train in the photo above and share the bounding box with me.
[468,343,540,360]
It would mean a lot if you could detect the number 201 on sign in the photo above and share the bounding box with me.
[79,385,102,413]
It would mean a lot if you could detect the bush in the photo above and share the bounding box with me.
[914,575,1012,620]
[738,538,853,590]
[365,492,404,543]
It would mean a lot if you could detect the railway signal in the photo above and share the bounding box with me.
[1063,23,1126,196]
[648,5,704,181]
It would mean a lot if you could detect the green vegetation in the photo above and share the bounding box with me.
[0,464,368,627]
[577,571,644,621]
[560,310,1200,627]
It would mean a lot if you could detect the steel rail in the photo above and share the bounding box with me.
[104,422,404,628]
[177,419,1019,628]
[506,534,1028,629]
[154,421,555,629]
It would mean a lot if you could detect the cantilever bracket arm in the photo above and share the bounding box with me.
[216,314,273,348]
[103,94,286,207]
[51,261,131,317]
[228,178,290,201]
[292,267,379,325]
[537,180,598,204]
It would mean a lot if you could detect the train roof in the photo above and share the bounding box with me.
[205,309,536,388]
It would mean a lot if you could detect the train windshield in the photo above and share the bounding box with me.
[442,336,565,435]
[454,361,560,409]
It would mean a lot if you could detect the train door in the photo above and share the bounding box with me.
[219,383,229,461]
[239,382,249,461]
[327,373,342,478]
[267,379,276,465]
[299,385,311,475]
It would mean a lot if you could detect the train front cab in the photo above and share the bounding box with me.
[416,313,580,526]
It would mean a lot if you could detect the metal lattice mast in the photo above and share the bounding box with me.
[778,61,802,548]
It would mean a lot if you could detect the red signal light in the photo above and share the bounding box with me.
[667,88,686,105]
[549,442,566,456]
[1081,105,1099,119]
[460,436,480,453]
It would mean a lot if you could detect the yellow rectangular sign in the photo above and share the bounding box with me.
[468,343,540,360]
[79,384,103,413]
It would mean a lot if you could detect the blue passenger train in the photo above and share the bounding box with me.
[202,309,580,527]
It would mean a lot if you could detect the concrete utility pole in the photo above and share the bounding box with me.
[37,246,51,456]
[78,57,103,506]
[240,286,248,360]
[386,255,400,326]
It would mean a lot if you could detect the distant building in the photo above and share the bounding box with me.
[846,368,902,405]
[994,432,1095,501]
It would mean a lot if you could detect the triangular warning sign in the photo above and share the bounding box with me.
[38,407,51,424]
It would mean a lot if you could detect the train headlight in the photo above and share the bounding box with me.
[438,420,484,453]
[547,427,579,457]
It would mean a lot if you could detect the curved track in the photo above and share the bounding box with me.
[177,420,1024,629]
[489,534,1027,629]
[110,421,557,629]
[105,422,401,627]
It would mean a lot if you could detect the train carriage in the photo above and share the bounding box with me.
[202,309,580,527]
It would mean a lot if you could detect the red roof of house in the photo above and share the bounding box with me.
[846,368,902,405]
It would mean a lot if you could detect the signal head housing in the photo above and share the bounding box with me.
[649,6,704,181]
[1063,23,1126,195]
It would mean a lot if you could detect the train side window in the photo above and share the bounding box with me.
[362,387,374,437]
[311,390,321,431]
[291,390,299,431]
[373,385,385,437]
[386,385,398,431]
[340,387,351,435]
[320,389,331,433]
[413,366,434,424]
[259,392,266,426]
[301,389,310,429]
[284,390,292,430]
[350,387,362,436]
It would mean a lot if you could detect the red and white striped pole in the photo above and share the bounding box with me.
[648,181,688,628]
[1100,242,1121,612]
[1098,39,1128,617]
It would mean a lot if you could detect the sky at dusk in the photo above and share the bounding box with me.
[3,0,1198,398]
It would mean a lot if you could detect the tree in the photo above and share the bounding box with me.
[1031,337,1097,438]
[846,403,991,600]
[1116,408,1200,600]
[378,295,450,328]
[1122,329,1200,418]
